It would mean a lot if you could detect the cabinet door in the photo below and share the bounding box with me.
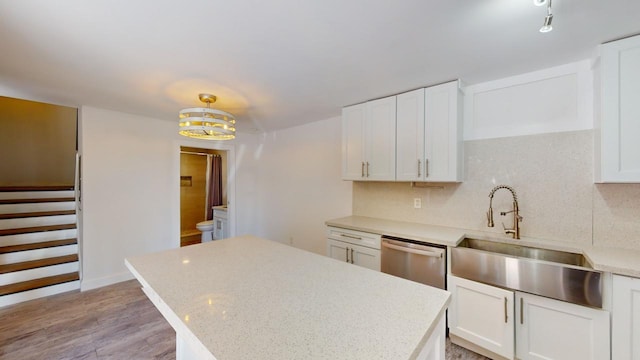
[365,96,397,181]
[396,89,426,181]
[350,243,381,271]
[448,275,514,359]
[516,292,610,360]
[599,34,640,182]
[326,240,380,271]
[342,103,366,180]
[327,239,349,263]
[612,275,640,360]
[424,81,462,182]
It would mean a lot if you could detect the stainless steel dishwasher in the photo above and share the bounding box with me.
[381,236,446,289]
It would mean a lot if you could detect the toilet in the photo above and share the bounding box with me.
[196,220,214,242]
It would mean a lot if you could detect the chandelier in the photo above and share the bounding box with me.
[178,94,236,140]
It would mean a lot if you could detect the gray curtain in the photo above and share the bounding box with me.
[206,155,223,220]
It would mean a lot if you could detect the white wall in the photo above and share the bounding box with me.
[80,107,177,289]
[251,116,353,255]
[79,106,262,290]
[78,109,348,290]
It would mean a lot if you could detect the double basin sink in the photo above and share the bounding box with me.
[451,238,603,308]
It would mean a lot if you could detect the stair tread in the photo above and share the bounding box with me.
[0,272,79,296]
[0,223,77,236]
[0,186,74,192]
[0,239,77,254]
[0,197,75,205]
[0,254,78,274]
[0,210,76,220]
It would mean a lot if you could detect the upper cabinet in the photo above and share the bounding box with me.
[596,34,640,183]
[342,96,397,181]
[396,81,463,182]
[343,80,463,182]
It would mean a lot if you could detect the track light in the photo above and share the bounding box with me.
[533,0,547,6]
[539,0,553,33]
[540,14,553,33]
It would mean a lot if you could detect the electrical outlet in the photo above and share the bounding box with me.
[413,198,422,209]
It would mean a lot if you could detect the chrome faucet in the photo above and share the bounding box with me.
[487,185,523,239]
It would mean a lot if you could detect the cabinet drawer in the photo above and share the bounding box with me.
[327,226,381,249]
[213,209,228,219]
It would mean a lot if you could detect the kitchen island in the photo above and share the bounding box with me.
[125,235,450,360]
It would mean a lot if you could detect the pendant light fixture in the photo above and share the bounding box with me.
[178,94,236,140]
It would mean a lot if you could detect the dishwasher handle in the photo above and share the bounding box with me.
[382,240,444,258]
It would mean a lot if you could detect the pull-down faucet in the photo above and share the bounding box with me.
[487,185,523,239]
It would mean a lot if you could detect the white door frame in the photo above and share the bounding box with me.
[172,139,236,249]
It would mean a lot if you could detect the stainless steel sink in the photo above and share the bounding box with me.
[457,238,591,267]
[451,238,603,308]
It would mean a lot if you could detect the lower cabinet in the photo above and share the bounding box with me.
[326,227,381,271]
[516,292,609,360]
[449,275,610,360]
[612,274,640,360]
[327,239,381,271]
[448,276,514,359]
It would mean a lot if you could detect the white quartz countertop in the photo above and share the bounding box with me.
[327,215,640,278]
[326,216,466,247]
[125,235,450,360]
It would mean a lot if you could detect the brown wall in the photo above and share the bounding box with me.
[180,153,207,235]
[0,97,77,186]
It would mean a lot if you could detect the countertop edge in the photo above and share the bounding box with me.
[124,258,216,360]
[409,295,451,359]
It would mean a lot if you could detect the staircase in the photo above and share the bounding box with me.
[0,186,80,307]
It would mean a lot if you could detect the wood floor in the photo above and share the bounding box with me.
[0,279,486,359]
[0,280,175,359]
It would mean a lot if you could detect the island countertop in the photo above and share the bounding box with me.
[125,235,450,360]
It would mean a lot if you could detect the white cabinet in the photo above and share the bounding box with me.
[396,81,463,182]
[396,88,426,180]
[516,292,610,360]
[342,97,396,181]
[449,275,611,360]
[213,209,228,240]
[612,274,640,360]
[327,239,381,271]
[596,34,640,182]
[448,275,515,359]
[326,227,381,271]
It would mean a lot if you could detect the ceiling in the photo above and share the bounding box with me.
[1,0,639,133]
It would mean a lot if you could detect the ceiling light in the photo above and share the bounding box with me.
[540,14,553,33]
[539,0,553,33]
[179,94,236,140]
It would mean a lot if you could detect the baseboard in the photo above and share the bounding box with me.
[80,271,135,291]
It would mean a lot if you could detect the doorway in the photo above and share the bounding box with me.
[177,142,234,247]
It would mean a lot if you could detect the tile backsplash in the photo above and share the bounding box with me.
[353,130,640,250]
